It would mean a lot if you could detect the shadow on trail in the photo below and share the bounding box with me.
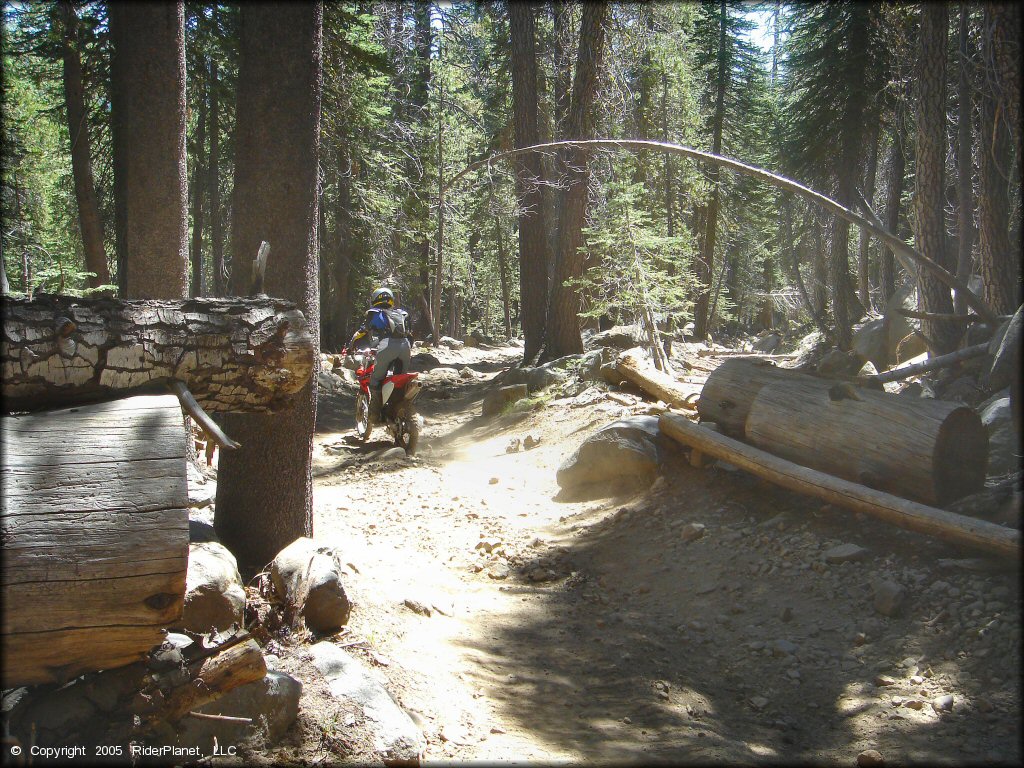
[459,457,1022,764]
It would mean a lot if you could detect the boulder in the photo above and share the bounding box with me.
[308,642,423,765]
[980,395,1020,477]
[816,347,860,377]
[175,671,302,750]
[462,334,479,348]
[271,537,352,634]
[556,416,662,493]
[409,352,441,371]
[586,324,643,351]
[172,542,246,634]
[751,333,782,353]
[482,384,528,416]
[438,336,464,349]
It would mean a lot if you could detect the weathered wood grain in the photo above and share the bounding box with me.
[2,293,315,413]
[746,379,987,506]
[1,394,189,687]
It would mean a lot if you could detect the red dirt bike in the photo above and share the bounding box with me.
[342,347,423,455]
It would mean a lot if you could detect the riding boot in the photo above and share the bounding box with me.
[369,387,383,422]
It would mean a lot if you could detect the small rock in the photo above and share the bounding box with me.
[475,538,502,554]
[932,694,954,713]
[823,543,869,564]
[489,476,500,485]
[857,749,885,767]
[680,523,706,543]
[909,675,924,685]
[523,434,541,450]
[872,580,906,617]
[904,699,925,710]
[487,563,510,580]
[459,366,475,379]
[773,639,798,657]
[749,695,769,711]
[505,438,522,453]
[781,607,793,623]
[874,675,897,687]
[854,632,867,646]
[403,598,433,617]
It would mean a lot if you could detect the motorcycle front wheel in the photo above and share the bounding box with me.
[394,409,421,455]
[355,392,373,441]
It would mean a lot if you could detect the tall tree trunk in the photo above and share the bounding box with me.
[881,122,907,305]
[57,1,109,289]
[216,2,323,573]
[953,3,975,316]
[509,2,550,362]
[190,73,207,297]
[661,70,674,237]
[693,0,729,341]
[545,1,608,361]
[412,3,436,341]
[914,3,959,355]
[487,184,513,339]
[857,122,879,310]
[108,2,188,299]
[977,3,1020,314]
[330,147,354,350]
[209,56,224,296]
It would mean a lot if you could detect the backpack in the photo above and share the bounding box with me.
[369,307,409,337]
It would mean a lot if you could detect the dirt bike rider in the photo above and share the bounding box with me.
[346,287,412,423]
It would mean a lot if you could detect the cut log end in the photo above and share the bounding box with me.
[935,407,990,505]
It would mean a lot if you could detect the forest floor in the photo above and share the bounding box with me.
[247,342,1020,767]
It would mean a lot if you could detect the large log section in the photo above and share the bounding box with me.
[746,379,986,506]
[660,413,1018,560]
[698,360,987,506]
[1,293,315,413]
[1,395,189,687]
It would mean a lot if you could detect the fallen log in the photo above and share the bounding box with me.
[746,379,986,506]
[152,637,267,723]
[859,342,990,385]
[659,413,1019,559]
[696,359,801,436]
[606,348,703,408]
[1,395,189,686]
[1,293,315,414]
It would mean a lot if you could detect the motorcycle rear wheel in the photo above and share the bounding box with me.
[355,392,373,441]
[394,409,420,455]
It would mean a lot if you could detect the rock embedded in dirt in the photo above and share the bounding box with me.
[176,671,301,751]
[171,542,246,634]
[680,523,706,542]
[857,749,886,767]
[523,434,541,449]
[271,537,352,633]
[556,416,662,493]
[932,694,954,713]
[823,543,869,564]
[308,642,424,764]
[487,563,511,580]
[482,384,529,416]
[872,580,906,617]
[749,695,769,711]
[403,598,433,617]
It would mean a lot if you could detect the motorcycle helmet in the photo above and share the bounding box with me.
[371,287,395,308]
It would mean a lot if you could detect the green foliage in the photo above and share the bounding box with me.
[577,180,697,328]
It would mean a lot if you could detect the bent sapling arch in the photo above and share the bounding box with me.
[442,139,1000,330]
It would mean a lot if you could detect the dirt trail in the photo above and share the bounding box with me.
[305,344,1020,766]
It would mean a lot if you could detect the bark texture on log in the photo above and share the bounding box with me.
[659,413,1019,560]
[2,294,315,414]
[746,379,986,506]
[608,348,702,408]
[696,359,799,436]
[155,638,266,723]
[1,395,189,687]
